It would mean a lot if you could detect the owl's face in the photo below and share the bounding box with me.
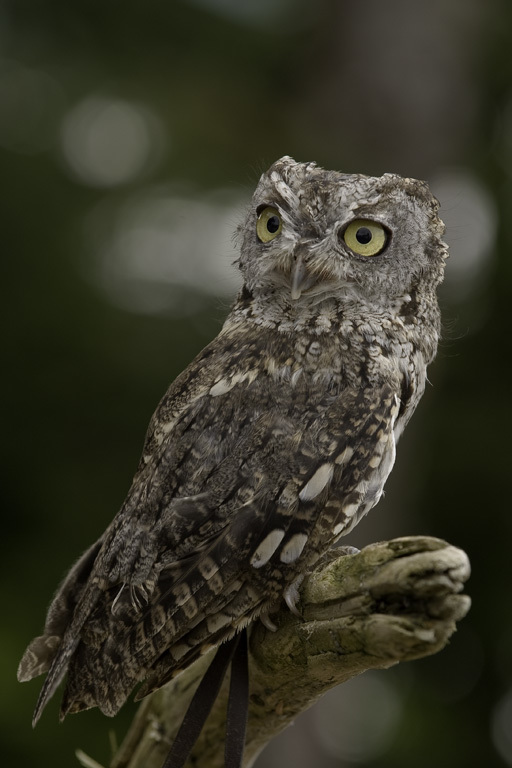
[238,156,447,307]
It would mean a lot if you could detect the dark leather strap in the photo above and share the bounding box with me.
[162,632,242,768]
[225,628,249,768]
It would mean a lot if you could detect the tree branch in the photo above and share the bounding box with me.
[108,536,470,768]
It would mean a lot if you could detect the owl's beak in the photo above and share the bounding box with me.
[290,249,316,300]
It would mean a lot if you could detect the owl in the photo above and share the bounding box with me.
[18,157,447,757]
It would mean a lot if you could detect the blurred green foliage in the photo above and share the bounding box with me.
[2,1,512,767]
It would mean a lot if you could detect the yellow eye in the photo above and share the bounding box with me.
[343,219,388,257]
[256,206,282,243]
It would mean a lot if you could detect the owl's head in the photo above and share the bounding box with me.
[237,156,448,312]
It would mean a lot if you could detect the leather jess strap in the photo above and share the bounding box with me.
[162,628,249,768]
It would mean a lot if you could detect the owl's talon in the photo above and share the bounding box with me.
[337,546,360,556]
[260,612,278,632]
[284,575,304,617]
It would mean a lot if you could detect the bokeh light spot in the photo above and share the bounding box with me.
[491,687,512,765]
[61,96,165,187]
[82,188,244,314]
[313,672,402,762]
[431,169,497,302]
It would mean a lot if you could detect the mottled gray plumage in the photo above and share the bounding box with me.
[18,156,448,725]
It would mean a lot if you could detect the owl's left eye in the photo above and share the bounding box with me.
[256,206,283,243]
[343,219,388,257]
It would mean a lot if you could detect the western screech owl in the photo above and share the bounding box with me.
[18,156,448,727]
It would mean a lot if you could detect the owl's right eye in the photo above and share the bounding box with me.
[256,206,283,243]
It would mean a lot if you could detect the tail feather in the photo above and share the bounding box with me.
[17,539,104,726]
[17,634,62,682]
[31,579,103,726]
[31,634,81,726]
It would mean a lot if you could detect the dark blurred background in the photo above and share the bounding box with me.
[2,0,511,766]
